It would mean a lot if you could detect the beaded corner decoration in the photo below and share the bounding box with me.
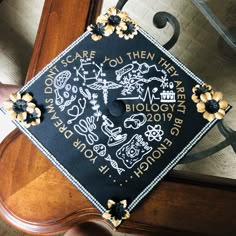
[1,7,231,228]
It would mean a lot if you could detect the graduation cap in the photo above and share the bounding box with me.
[1,6,231,228]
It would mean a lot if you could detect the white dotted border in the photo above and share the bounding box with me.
[139,27,204,85]
[128,28,230,211]
[0,27,224,214]
[19,31,90,94]
[0,30,105,213]
[129,119,217,210]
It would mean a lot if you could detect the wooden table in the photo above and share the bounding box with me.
[0,0,236,235]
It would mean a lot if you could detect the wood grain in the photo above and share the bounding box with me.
[0,0,236,235]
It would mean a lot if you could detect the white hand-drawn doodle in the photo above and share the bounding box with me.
[116,134,152,169]
[63,91,70,98]
[90,94,102,121]
[124,113,147,129]
[54,70,72,89]
[50,59,177,175]
[73,58,104,85]
[54,70,71,106]
[67,99,86,124]
[79,87,92,100]
[145,125,164,142]
[104,154,125,175]
[79,87,102,121]
[115,63,134,81]
[54,89,64,106]
[101,115,127,147]
[58,95,77,111]
[54,70,78,111]
[116,61,168,95]
[116,61,176,104]
[65,84,71,91]
[118,87,159,104]
[160,90,176,103]
[87,79,122,104]
[117,86,176,104]
[74,116,99,145]
[93,144,107,156]
[72,85,78,93]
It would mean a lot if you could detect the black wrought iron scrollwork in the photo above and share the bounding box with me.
[115,0,235,163]
[116,0,180,50]
[116,0,129,11]
[180,121,236,164]
[153,12,180,50]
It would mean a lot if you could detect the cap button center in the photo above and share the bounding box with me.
[109,100,126,117]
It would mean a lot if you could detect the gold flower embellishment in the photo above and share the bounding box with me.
[196,91,229,122]
[87,23,106,41]
[88,7,138,41]
[97,7,128,36]
[116,18,139,40]
[102,199,130,227]
[192,83,212,103]
[3,92,41,127]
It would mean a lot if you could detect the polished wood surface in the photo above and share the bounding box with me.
[0,0,236,235]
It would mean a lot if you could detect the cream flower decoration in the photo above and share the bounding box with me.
[116,18,139,40]
[87,23,106,41]
[191,83,212,103]
[3,92,41,127]
[23,107,41,128]
[3,93,36,122]
[97,7,128,36]
[196,91,228,121]
[88,7,138,41]
[102,199,130,227]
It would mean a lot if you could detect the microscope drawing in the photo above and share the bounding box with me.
[101,115,127,147]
